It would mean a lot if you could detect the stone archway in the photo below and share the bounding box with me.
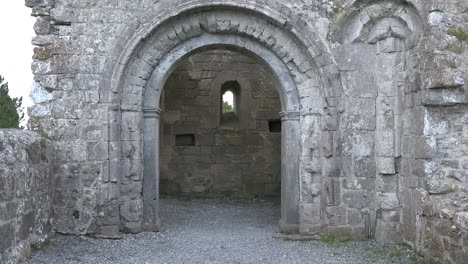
[102,2,341,237]
[141,36,301,232]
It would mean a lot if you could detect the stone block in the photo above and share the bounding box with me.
[300,203,321,225]
[342,177,375,191]
[348,209,364,225]
[87,141,109,160]
[19,212,35,241]
[0,171,15,201]
[321,131,333,157]
[427,179,456,194]
[121,181,142,200]
[343,190,370,210]
[324,178,341,206]
[376,113,395,130]
[375,220,401,242]
[120,200,143,223]
[454,212,468,229]
[351,132,375,157]
[321,110,338,131]
[322,157,341,178]
[377,37,404,53]
[97,225,122,239]
[325,206,347,226]
[377,157,396,175]
[376,130,395,157]
[333,43,376,71]
[0,202,18,221]
[353,157,376,178]
[341,71,377,98]
[378,193,400,211]
[345,98,376,116]
[123,221,143,234]
[96,204,120,226]
[0,223,14,251]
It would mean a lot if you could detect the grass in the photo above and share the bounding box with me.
[37,126,53,140]
[319,235,369,244]
[447,61,458,69]
[368,244,438,264]
[448,27,468,42]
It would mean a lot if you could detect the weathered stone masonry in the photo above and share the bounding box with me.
[0,130,53,264]
[2,0,465,263]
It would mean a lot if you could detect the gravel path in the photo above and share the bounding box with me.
[23,197,426,264]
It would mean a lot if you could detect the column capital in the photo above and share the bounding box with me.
[143,108,161,119]
[280,111,300,121]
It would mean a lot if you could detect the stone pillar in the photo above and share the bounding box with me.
[279,111,301,232]
[142,108,161,231]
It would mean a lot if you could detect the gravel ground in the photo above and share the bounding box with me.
[23,197,427,264]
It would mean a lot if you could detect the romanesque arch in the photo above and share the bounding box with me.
[101,1,342,236]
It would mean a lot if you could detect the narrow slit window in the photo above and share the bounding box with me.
[220,81,241,127]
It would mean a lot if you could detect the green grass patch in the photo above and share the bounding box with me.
[37,126,53,140]
[319,235,368,244]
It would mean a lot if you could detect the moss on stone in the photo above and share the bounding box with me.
[448,27,468,42]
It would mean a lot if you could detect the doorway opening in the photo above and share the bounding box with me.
[159,49,282,201]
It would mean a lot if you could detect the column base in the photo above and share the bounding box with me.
[96,225,123,239]
[143,219,160,232]
[279,219,299,234]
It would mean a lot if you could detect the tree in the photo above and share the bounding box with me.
[0,75,24,129]
[222,101,233,113]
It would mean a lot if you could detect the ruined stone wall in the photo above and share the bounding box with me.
[0,130,53,264]
[24,0,468,262]
[397,1,468,263]
[160,50,281,198]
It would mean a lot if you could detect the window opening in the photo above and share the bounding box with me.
[220,81,241,127]
[222,91,234,113]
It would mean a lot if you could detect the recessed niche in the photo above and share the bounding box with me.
[268,120,282,133]
[175,134,195,146]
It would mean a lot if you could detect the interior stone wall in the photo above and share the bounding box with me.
[160,50,281,198]
[0,130,53,264]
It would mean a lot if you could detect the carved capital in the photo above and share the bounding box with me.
[280,111,300,121]
[143,108,161,119]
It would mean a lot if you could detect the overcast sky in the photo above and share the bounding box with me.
[0,1,36,113]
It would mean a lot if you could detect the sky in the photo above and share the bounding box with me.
[0,1,36,120]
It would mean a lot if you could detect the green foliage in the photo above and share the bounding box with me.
[448,27,468,42]
[222,101,233,113]
[0,75,24,129]
[319,235,368,244]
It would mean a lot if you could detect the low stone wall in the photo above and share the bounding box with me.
[0,130,54,264]
[420,197,468,263]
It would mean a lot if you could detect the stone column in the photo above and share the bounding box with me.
[374,37,403,241]
[279,111,301,232]
[142,108,161,231]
